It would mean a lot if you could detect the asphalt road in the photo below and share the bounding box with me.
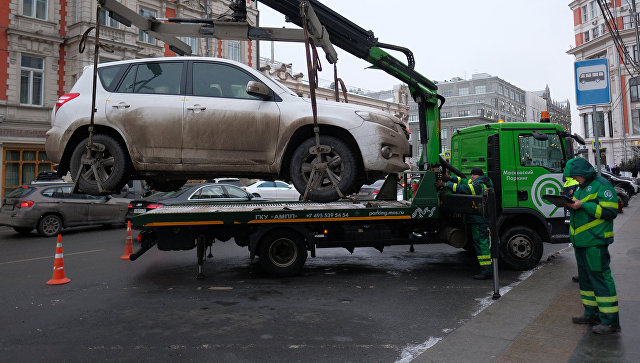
[0,225,567,362]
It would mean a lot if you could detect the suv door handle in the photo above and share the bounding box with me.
[187,104,207,111]
[112,102,130,109]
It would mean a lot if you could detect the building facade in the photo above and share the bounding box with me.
[568,0,640,168]
[404,73,570,167]
[0,0,258,197]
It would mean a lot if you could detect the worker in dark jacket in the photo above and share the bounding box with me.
[564,157,621,335]
[440,167,494,280]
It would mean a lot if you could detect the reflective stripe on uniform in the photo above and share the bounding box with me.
[477,255,491,259]
[595,205,602,219]
[569,218,604,235]
[600,201,618,209]
[581,193,598,202]
[452,184,457,192]
[605,232,614,238]
[580,290,595,296]
[599,306,619,313]
[582,299,598,306]
[596,295,618,303]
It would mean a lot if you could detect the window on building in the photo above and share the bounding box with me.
[442,89,453,97]
[475,85,486,94]
[601,24,607,35]
[497,85,503,95]
[608,111,613,138]
[138,8,156,44]
[477,108,484,116]
[100,7,120,28]
[624,15,634,30]
[582,5,588,22]
[475,99,483,103]
[492,98,498,107]
[408,114,418,122]
[633,110,640,135]
[594,111,605,137]
[227,41,241,62]
[590,1,598,19]
[459,88,469,96]
[592,26,600,39]
[441,128,448,139]
[20,55,44,106]
[459,110,470,117]
[441,111,452,118]
[582,114,590,138]
[2,149,54,198]
[23,0,47,20]
[631,77,640,102]
[584,31,590,42]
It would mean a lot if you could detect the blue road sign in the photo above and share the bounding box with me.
[575,58,610,106]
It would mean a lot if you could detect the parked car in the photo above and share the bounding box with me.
[125,183,262,221]
[206,178,245,188]
[602,171,638,196]
[0,183,129,237]
[245,180,301,201]
[45,57,410,203]
[352,180,386,200]
[615,186,629,207]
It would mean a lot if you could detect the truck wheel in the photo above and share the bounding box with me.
[499,226,543,271]
[70,134,129,195]
[259,230,307,277]
[289,135,361,203]
[37,215,63,237]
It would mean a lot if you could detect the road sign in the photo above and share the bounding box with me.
[575,59,611,106]
[591,140,603,150]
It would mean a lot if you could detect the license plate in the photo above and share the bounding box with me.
[134,208,146,214]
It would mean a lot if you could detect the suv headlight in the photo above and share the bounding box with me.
[355,111,396,129]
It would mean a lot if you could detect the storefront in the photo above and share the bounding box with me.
[1,146,54,198]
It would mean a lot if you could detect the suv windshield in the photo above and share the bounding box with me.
[518,133,564,172]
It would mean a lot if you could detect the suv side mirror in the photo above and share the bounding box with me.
[246,81,271,100]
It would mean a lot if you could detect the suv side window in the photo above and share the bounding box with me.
[192,62,261,100]
[116,62,184,95]
[98,64,127,91]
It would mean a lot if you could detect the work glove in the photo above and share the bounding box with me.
[441,173,452,182]
[435,180,446,188]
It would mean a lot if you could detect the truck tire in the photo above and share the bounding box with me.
[37,215,63,237]
[499,226,543,271]
[70,134,129,195]
[289,135,361,203]
[259,230,307,277]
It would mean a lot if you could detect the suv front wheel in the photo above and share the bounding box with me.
[70,134,129,195]
[289,135,361,202]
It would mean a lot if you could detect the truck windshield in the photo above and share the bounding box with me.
[518,134,564,172]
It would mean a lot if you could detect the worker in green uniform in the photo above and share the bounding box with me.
[439,167,494,280]
[564,157,621,335]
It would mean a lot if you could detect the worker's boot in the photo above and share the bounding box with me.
[592,324,621,334]
[572,315,600,325]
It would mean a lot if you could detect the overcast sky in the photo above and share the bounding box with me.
[257,0,578,126]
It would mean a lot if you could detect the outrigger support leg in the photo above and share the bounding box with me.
[196,234,206,280]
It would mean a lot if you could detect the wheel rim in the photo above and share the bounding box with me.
[268,237,298,268]
[42,217,60,235]
[507,234,533,259]
[79,142,115,186]
[300,148,344,192]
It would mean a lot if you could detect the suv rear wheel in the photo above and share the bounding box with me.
[289,136,361,202]
[70,134,129,195]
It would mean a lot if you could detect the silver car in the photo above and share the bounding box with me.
[45,57,410,202]
[0,183,130,237]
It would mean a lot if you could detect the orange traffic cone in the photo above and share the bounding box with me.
[120,221,134,260]
[46,234,71,285]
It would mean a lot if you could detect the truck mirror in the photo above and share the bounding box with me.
[246,81,271,100]
[532,131,548,141]
[572,133,586,145]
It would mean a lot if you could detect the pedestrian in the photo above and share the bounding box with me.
[438,167,494,280]
[564,157,621,335]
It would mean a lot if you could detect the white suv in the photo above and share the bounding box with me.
[46,57,410,202]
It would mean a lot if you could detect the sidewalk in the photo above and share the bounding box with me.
[416,197,640,362]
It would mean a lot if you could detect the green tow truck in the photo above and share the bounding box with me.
[98,0,583,277]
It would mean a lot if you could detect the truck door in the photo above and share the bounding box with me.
[182,61,280,165]
[513,131,565,219]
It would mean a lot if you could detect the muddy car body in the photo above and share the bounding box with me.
[46,57,410,202]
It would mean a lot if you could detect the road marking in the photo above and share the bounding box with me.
[0,249,105,265]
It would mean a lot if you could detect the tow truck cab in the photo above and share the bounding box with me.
[449,122,574,269]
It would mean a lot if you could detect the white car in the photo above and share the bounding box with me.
[246,181,301,201]
[45,57,410,203]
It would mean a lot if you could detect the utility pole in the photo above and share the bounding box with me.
[614,4,628,162]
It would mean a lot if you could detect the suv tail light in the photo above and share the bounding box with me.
[17,200,35,208]
[55,93,80,115]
